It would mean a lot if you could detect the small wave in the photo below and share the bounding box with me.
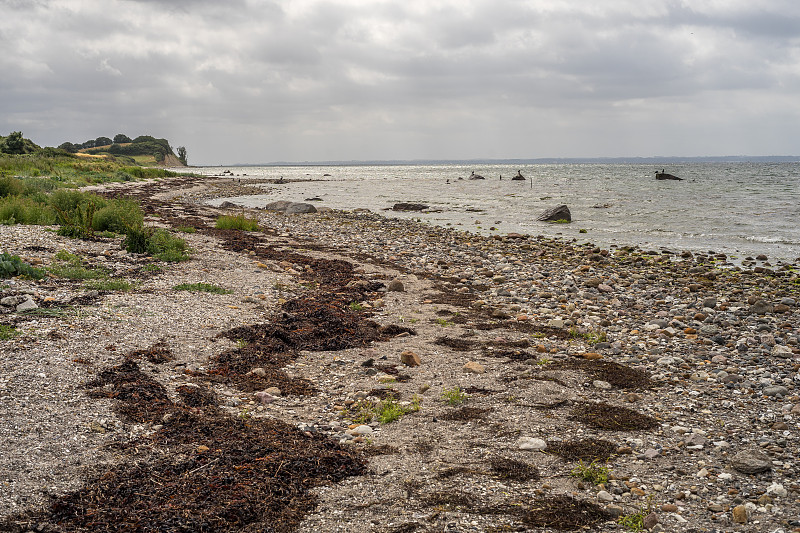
[743,235,800,245]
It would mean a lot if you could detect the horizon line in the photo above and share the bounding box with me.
[197,155,800,167]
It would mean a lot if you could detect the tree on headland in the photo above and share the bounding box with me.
[113,133,132,144]
[95,136,113,147]
[58,142,79,153]
[0,131,25,154]
[177,146,187,165]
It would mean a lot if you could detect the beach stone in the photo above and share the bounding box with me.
[536,204,571,222]
[731,505,748,524]
[264,200,292,212]
[772,345,793,358]
[767,482,788,498]
[702,297,717,309]
[16,297,38,312]
[643,512,658,529]
[0,295,26,307]
[285,202,317,214]
[254,391,276,404]
[387,279,405,292]
[661,504,678,513]
[592,380,612,390]
[462,361,486,374]
[730,449,771,474]
[749,300,773,314]
[596,490,614,502]
[400,350,421,367]
[350,425,373,436]
[763,385,789,397]
[518,437,547,451]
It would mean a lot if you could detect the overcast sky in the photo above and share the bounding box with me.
[2,0,799,164]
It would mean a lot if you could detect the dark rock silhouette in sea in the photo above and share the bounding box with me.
[537,204,571,222]
[392,202,429,212]
[512,170,526,181]
[655,169,682,181]
[469,171,485,180]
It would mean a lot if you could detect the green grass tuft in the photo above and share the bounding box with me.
[441,387,468,406]
[0,324,20,340]
[173,282,232,294]
[215,214,260,231]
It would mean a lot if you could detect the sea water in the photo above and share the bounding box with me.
[182,162,800,264]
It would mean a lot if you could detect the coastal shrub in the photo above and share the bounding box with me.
[0,176,25,197]
[122,226,190,262]
[215,214,260,231]
[0,252,45,279]
[92,199,143,234]
[0,196,56,225]
[148,229,191,262]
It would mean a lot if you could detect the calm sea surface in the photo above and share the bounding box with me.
[180,163,800,263]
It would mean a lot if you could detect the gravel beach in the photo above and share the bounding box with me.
[1,175,799,532]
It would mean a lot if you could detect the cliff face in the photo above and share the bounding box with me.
[161,153,185,167]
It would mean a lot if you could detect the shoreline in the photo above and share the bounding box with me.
[1,175,799,532]
[177,167,800,269]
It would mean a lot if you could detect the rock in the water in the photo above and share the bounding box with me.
[730,449,771,474]
[537,204,571,222]
[392,203,429,212]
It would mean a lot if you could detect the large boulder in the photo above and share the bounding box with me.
[537,204,571,222]
[264,201,317,214]
[285,202,317,214]
[264,200,292,212]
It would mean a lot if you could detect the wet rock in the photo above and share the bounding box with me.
[392,203,429,212]
[537,205,571,222]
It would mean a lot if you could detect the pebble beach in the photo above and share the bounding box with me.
[1,175,799,532]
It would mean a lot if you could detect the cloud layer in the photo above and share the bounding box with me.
[2,0,799,163]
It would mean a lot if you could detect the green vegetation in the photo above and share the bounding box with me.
[569,460,610,485]
[173,282,232,294]
[215,214,260,231]
[0,324,20,340]
[434,318,453,327]
[349,302,364,311]
[568,328,608,344]
[123,227,191,262]
[618,497,654,532]
[346,396,422,425]
[48,250,108,280]
[84,279,133,292]
[0,252,45,279]
[175,226,196,233]
[441,387,468,406]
